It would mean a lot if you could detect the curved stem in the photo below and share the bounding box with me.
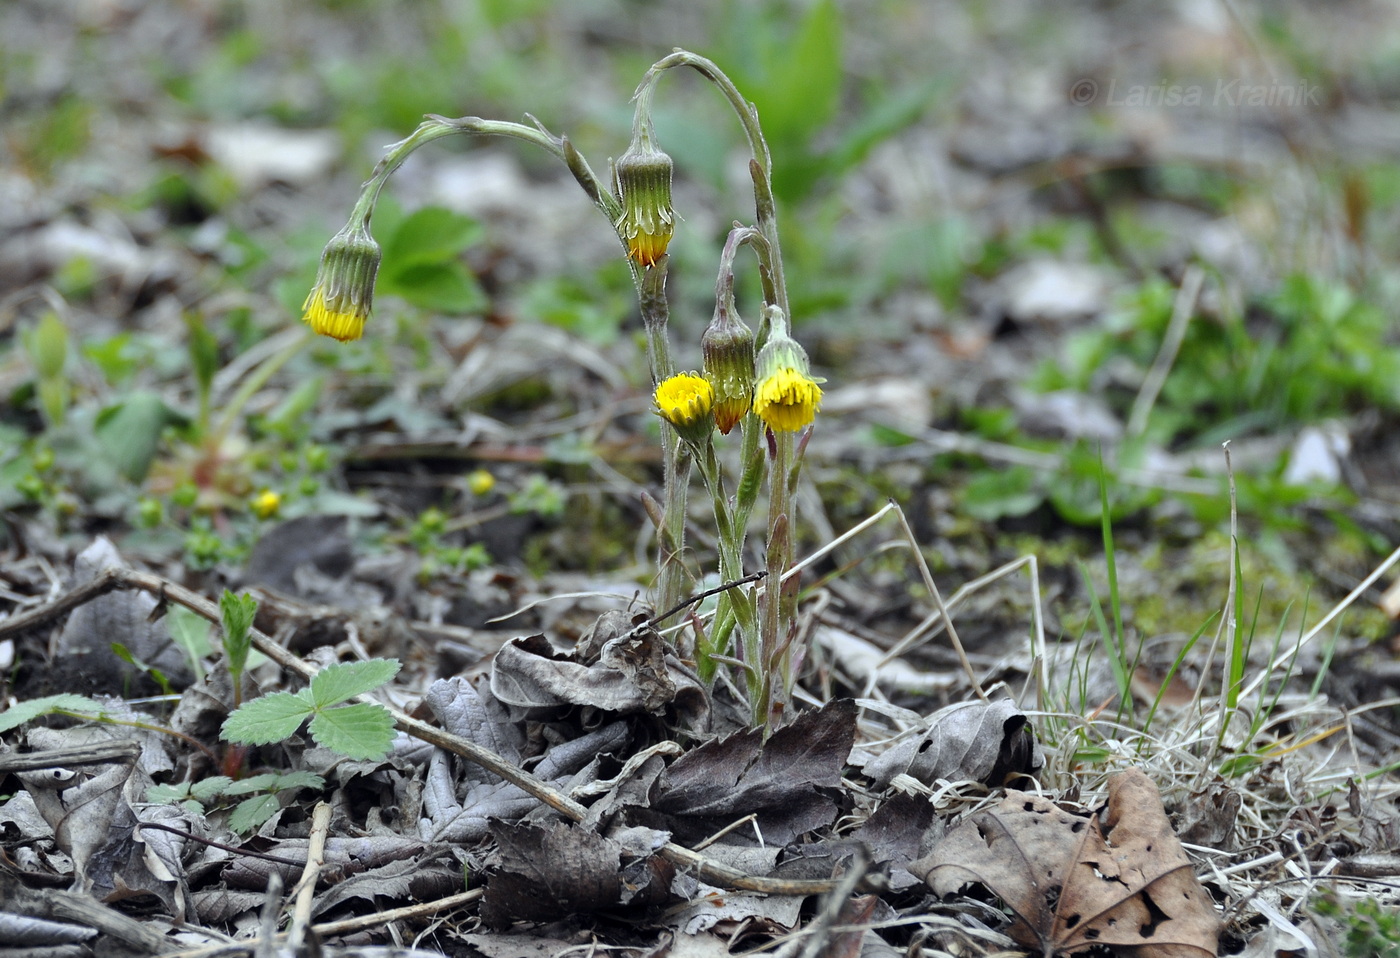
[637,51,790,322]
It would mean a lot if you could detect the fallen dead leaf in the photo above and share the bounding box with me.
[480,820,622,929]
[864,698,1042,789]
[650,699,857,845]
[912,768,1220,957]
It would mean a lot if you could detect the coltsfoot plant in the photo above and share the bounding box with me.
[299,52,822,729]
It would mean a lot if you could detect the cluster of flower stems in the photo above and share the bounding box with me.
[301,51,822,729]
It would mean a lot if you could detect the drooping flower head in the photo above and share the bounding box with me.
[302,219,381,342]
[654,372,714,444]
[614,129,675,268]
[702,301,755,435]
[752,308,822,433]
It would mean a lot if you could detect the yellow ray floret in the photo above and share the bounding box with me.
[302,287,368,343]
[753,367,822,433]
[654,372,714,443]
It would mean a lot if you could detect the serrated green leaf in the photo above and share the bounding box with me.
[271,771,325,792]
[146,784,191,804]
[309,659,400,709]
[228,793,281,833]
[221,692,312,745]
[309,703,395,760]
[0,694,106,733]
[224,772,282,796]
[190,776,234,801]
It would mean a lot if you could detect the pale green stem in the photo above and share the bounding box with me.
[758,428,796,728]
[638,258,688,617]
[692,436,758,687]
[656,434,691,622]
[206,331,311,455]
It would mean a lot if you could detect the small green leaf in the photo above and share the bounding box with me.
[219,590,259,678]
[380,261,486,314]
[190,776,234,801]
[271,771,325,792]
[185,313,220,398]
[221,692,313,745]
[309,659,400,709]
[383,206,483,267]
[29,311,69,380]
[166,605,212,681]
[309,703,395,760]
[0,694,105,733]
[94,391,177,483]
[228,793,281,833]
[224,773,283,796]
[146,784,192,804]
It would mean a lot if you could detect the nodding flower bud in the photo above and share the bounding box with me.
[614,133,675,268]
[654,372,714,445]
[302,220,381,342]
[701,303,755,435]
[752,309,822,433]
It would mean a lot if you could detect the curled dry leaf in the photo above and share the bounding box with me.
[912,768,1220,957]
[491,625,684,718]
[864,698,1043,789]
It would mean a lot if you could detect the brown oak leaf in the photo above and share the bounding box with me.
[912,768,1220,957]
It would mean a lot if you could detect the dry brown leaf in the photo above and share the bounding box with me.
[912,769,1220,957]
[864,698,1042,789]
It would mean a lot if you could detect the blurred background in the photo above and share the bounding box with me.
[4,0,1400,658]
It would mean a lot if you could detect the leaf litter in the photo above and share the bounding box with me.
[0,534,1253,957]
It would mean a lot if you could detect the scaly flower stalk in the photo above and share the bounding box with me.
[753,306,821,727]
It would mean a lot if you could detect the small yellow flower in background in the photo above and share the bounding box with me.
[614,132,675,268]
[251,489,282,519]
[752,307,822,433]
[753,368,822,433]
[302,219,381,342]
[467,468,495,496]
[655,372,714,444]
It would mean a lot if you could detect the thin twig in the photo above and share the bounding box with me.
[133,823,307,867]
[285,801,331,952]
[650,571,766,626]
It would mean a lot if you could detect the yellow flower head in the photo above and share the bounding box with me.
[302,220,381,342]
[753,367,822,433]
[654,372,714,444]
[614,134,675,268]
[251,489,282,519]
[752,308,822,433]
